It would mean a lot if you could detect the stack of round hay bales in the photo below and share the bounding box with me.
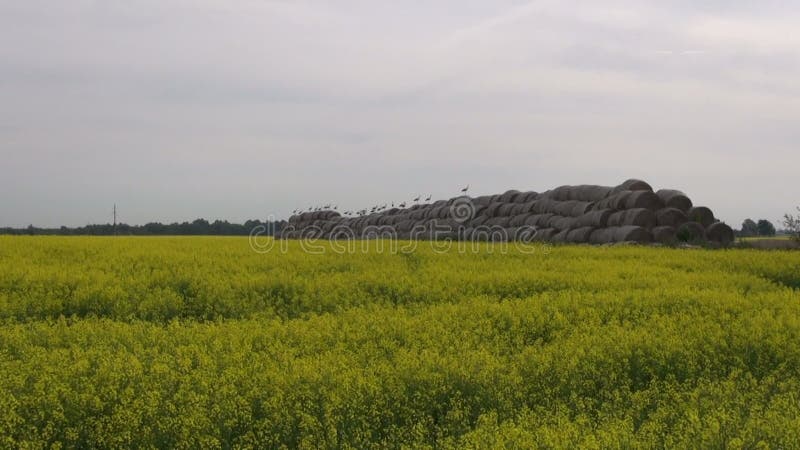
[283,179,732,246]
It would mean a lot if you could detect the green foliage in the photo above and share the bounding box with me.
[785,207,800,242]
[757,220,776,237]
[740,218,758,237]
[1,236,800,448]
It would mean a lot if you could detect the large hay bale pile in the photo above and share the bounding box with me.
[280,178,733,246]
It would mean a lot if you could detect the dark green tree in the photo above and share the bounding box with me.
[740,219,758,237]
[757,219,776,237]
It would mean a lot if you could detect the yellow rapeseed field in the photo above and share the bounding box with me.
[1,236,800,448]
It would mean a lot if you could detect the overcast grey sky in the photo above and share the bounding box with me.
[1,0,798,228]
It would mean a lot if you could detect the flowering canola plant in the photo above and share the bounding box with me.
[1,236,799,448]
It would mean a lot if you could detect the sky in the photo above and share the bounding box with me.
[1,0,798,228]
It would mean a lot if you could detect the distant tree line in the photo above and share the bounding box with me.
[738,218,777,237]
[0,219,286,236]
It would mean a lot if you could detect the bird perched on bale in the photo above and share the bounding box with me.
[425,195,432,201]
[461,185,469,194]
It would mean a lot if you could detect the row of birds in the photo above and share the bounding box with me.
[292,186,470,218]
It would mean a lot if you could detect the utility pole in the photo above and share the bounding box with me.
[113,204,117,236]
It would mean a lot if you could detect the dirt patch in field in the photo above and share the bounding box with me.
[740,239,800,250]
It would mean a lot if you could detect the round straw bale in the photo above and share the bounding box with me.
[470,215,490,227]
[652,226,676,244]
[410,209,426,220]
[573,185,614,201]
[499,190,521,203]
[523,214,540,227]
[552,200,580,216]
[612,178,653,194]
[534,199,562,214]
[503,227,521,241]
[570,201,595,217]
[520,201,537,213]
[485,202,505,217]
[624,191,665,210]
[615,226,653,243]
[656,189,692,212]
[687,207,715,227]
[608,209,657,228]
[594,191,632,210]
[498,203,516,216]
[655,208,688,228]
[526,213,554,227]
[485,216,511,227]
[552,229,569,243]
[519,191,539,202]
[546,186,573,201]
[509,204,528,215]
[550,216,578,231]
[676,221,706,242]
[473,195,494,206]
[514,226,538,242]
[589,227,615,244]
[508,192,526,203]
[575,209,612,228]
[397,219,415,232]
[567,226,595,243]
[706,222,734,246]
[534,228,557,242]
[509,213,532,227]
